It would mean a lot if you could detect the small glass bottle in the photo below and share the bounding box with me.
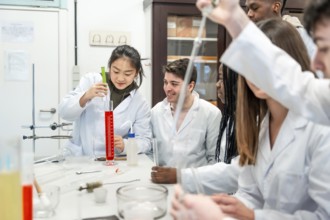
[127,132,138,166]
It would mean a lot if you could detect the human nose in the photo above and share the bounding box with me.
[216,80,221,88]
[311,51,324,72]
[117,73,125,82]
[247,9,254,19]
[164,83,171,92]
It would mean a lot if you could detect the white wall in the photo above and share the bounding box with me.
[65,0,152,106]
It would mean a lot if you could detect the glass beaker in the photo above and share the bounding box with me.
[33,185,60,218]
[0,136,23,220]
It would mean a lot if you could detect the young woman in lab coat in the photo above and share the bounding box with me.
[180,64,240,194]
[59,45,152,156]
[171,19,330,220]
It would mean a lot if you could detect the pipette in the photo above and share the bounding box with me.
[172,3,216,134]
[171,1,217,199]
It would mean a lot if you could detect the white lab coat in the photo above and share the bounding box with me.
[181,128,241,195]
[151,92,221,168]
[235,111,330,219]
[221,22,330,125]
[59,72,152,156]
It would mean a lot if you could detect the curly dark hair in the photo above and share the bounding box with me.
[304,0,330,35]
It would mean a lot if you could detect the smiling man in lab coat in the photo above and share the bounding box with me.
[151,58,221,176]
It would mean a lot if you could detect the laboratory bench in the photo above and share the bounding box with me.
[34,154,173,219]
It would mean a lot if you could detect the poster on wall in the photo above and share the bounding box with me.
[4,50,30,81]
[1,22,34,43]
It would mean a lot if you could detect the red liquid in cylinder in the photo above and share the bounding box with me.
[23,184,33,220]
[105,111,114,160]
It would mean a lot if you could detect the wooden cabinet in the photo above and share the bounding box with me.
[144,0,306,108]
[144,0,227,108]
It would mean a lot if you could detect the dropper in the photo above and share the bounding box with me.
[172,4,216,134]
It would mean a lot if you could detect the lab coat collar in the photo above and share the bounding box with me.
[259,110,308,166]
[113,89,137,114]
[177,92,199,134]
[161,91,200,134]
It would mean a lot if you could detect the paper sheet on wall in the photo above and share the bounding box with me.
[1,22,34,43]
[5,50,30,81]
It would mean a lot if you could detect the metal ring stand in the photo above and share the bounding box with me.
[22,64,72,152]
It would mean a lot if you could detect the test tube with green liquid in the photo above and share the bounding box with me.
[101,67,106,83]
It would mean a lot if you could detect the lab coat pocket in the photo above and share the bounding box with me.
[269,171,309,213]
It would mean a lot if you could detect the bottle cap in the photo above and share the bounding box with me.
[128,132,135,138]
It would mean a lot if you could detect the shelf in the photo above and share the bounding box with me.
[167,55,217,64]
[168,37,217,42]
[148,1,225,107]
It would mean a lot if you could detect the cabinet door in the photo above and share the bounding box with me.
[0,7,64,158]
[151,2,226,108]
[167,15,219,105]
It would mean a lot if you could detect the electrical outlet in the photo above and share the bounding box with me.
[89,31,131,47]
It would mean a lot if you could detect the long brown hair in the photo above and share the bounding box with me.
[236,18,311,166]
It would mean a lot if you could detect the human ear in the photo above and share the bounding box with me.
[189,81,195,92]
[272,2,281,14]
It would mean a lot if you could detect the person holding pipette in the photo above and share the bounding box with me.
[151,58,221,169]
[59,45,152,156]
[170,0,330,218]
